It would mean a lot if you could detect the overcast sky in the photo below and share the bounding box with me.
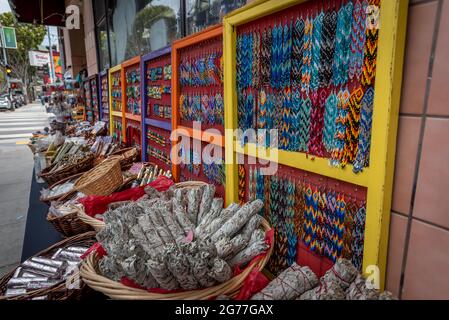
[0,0,10,13]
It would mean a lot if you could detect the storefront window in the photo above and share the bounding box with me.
[107,0,181,64]
[186,0,247,35]
[97,19,110,71]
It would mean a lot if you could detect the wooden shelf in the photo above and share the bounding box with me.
[125,113,142,122]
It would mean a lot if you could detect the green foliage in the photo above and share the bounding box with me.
[0,12,46,94]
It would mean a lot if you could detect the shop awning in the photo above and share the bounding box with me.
[8,0,66,26]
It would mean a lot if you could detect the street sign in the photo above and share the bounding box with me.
[0,27,17,49]
[29,50,51,67]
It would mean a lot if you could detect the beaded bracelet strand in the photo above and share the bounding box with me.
[292,18,305,88]
[322,91,338,154]
[353,86,374,173]
[349,0,368,81]
[333,1,354,86]
[344,87,364,166]
[301,17,313,94]
[310,11,323,92]
[319,9,337,88]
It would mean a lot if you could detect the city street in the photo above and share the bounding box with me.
[0,102,51,276]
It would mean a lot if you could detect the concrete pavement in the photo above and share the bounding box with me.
[0,102,51,277]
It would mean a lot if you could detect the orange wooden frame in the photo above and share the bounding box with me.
[171,25,224,181]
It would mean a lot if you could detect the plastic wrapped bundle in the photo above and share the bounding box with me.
[346,274,379,300]
[320,258,358,290]
[211,200,263,242]
[251,264,318,300]
[146,255,179,290]
[229,229,268,267]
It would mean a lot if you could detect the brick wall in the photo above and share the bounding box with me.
[386,0,449,299]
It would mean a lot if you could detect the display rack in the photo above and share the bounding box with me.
[83,77,94,123]
[171,25,224,182]
[109,64,125,143]
[223,0,408,288]
[123,56,142,148]
[141,46,172,171]
[99,69,109,123]
[90,75,100,122]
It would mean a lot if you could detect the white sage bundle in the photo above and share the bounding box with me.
[165,244,199,290]
[320,259,358,290]
[186,187,203,225]
[146,255,179,290]
[346,274,380,300]
[187,251,216,288]
[240,214,263,241]
[251,264,318,300]
[147,205,177,245]
[195,198,223,234]
[299,281,346,300]
[211,200,263,243]
[229,229,268,267]
[99,256,123,281]
[197,184,215,224]
[378,291,397,300]
[137,215,165,255]
[209,258,233,283]
[161,201,187,245]
[197,203,240,239]
[215,237,234,259]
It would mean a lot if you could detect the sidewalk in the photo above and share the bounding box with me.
[0,102,51,277]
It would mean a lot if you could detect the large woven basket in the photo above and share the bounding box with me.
[0,232,96,300]
[40,173,83,205]
[80,218,273,300]
[39,154,95,186]
[74,159,123,196]
[77,181,207,232]
[108,147,139,169]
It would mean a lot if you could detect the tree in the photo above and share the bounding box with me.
[0,12,46,101]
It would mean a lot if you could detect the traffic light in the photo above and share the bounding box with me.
[5,65,12,77]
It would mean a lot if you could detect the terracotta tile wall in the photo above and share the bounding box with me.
[387,0,449,299]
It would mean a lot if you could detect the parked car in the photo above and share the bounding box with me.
[0,94,14,111]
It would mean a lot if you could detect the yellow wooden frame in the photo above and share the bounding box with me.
[108,64,125,140]
[223,0,408,289]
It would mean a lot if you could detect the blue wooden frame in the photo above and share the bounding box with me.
[140,45,172,161]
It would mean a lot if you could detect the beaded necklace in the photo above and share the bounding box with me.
[292,18,305,88]
[280,87,292,150]
[319,9,337,88]
[270,25,279,89]
[334,195,346,259]
[252,30,261,88]
[248,166,255,201]
[261,28,272,86]
[325,191,337,261]
[333,1,354,86]
[310,187,320,254]
[255,167,265,209]
[344,87,364,166]
[310,12,323,92]
[201,94,210,124]
[214,92,224,126]
[264,174,272,221]
[330,89,350,167]
[301,17,313,94]
[258,89,268,138]
[303,184,313,250]
[352,205,366,271]
[362,1,380,86]
[238,91,245,131]
[294,179,305,239]
[270,175,280,228]
[238,164,246,205]
[298,96,312,152]
[353,87,374,173]
[290,88,302,152]
[349,0,368,80]
[308,90,326,157]
[237,35,243,89]
[282,23,292,88]
[342,200,357,260]
[286,179,297,266]
[322,92,338,154]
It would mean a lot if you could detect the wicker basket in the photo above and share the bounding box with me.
[0,232,96,300]
[108,147,139,169]
[80,219,273,300]
[47,208,94,238]
[74,159,123,196]
[39,154,95,185]
[40,173,83,205]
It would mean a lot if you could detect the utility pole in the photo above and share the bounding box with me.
[47,26,56,84]
[0,21,9,93]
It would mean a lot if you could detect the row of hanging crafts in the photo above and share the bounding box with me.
[236,0,380,173]
[238,164,366,274]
